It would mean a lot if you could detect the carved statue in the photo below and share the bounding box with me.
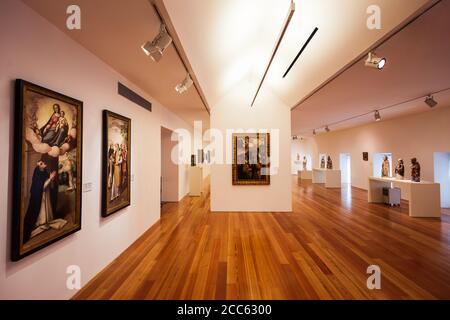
[302,156,307,171]
[411,158,421,182]
[394,158,405,180]
[326,156,333,170]
[320,156,325,169]
[381,155,390,177]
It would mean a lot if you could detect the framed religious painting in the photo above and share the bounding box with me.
[363,152,369,161]
[232,133,270,185]
[102,110,131,217]
[12,79,83,261]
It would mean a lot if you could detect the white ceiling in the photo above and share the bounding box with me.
[163,0,433,110]
[291,0,450,136]
[23,0,449,136]
[165,0,292,107]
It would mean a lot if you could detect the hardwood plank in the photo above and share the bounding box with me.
[73,178,450,300]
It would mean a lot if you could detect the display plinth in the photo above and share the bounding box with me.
[312,168,341,188]
[189,166,203,196]
[298,170,312,180]
[368,176,441,217]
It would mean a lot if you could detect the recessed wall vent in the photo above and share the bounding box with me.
[118,82,152,112]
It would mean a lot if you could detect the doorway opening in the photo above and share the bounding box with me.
[161,127,179,209]
[340,153,351,184]
[373,153,392,177]
[434,152,450,208]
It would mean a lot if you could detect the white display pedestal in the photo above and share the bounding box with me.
[298,170,312,180]
[312,168,341,188]
[368,176,441,217]
[189,166,203,196]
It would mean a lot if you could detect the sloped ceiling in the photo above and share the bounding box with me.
[291,0,450,136]
[163,0,446,132]
[22,0,449,135]
[23,0,210,128]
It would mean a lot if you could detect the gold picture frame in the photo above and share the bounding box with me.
[102,110,131,217]
[12,79,83,261]
[232,133,270,185]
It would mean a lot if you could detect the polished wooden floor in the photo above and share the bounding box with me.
[74,177,450,300]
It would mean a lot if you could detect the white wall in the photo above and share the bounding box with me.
[0,0,193,299]
[291,106,450,194]
[210,79,292,212]
[291,141,312,174]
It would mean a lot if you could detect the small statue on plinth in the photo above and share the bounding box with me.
[302,156,307,171]
[381,155,390,177]
[394,159,405,180]
[326,156,333,170]
[320,156,325,169]
[411,158,421,182]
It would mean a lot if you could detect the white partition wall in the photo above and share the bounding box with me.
[210,79,292,212]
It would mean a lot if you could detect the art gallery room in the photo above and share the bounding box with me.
[1,0,450,304]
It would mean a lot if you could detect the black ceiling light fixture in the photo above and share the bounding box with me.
[283,27,319,78]
[425,95,437,108]
[374,110,381,121]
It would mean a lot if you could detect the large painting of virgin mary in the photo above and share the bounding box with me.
[102,110,131,217]
[12,80,83,261]
[232,133,270,185]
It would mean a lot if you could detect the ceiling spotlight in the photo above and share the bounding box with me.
[141,24,172,62]
[325,126,330,132]
[365,52,386,70]
[374,110,381,121]
[292,135,298,140]
[175,74,193,94]
[425,95,437,108]
[313,129,316,135]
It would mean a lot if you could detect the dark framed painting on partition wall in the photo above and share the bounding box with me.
[363,152,369,161]
[102,110,131,217]
[232,133,270,185]
[12,79,83,261]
